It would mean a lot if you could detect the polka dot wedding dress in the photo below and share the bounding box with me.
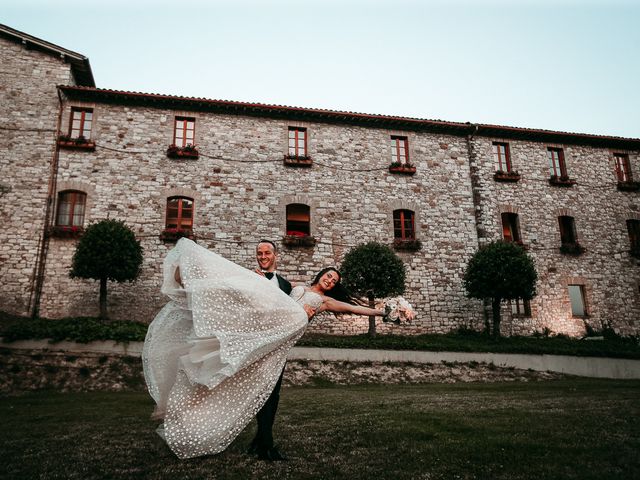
[142,238,309,459]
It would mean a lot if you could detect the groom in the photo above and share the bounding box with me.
[249,239,304,461]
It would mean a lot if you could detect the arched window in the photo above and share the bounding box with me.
[393,209,415,240]
[56,190,86,227]
[166,197,194,230]
[501,212,521,243]
[558,215,577,245]
[286,203,310,236]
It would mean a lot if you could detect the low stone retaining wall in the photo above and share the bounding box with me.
[1,338,638,395]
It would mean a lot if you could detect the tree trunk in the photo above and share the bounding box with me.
[99,277,108,320]
[491,297,502,338]
[367,294,376,338]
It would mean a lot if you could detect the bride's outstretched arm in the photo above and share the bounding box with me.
[319,297,384,316]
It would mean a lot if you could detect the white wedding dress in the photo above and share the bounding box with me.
[142,238,319,459]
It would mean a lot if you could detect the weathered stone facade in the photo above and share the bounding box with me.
[1,25,638,336]
[468,138,640,336]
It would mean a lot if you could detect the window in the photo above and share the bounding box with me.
[511,299,531,317]
[288,127,307,157]
[501,213,521,243]
[558,216,577,245]
[286,203,310,236]
[173,117,195,147]
[614,153,632,182]
[627,220,640,251]
[69,108,93,139]
[393,209,415,240]
[391,136,409,165]
[568,285,587,317]
[547,147,567,178]
[56,191,86,226]
[166,197,194,230]
[493,142,511,172]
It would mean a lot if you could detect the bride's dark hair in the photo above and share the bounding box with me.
[311,267,354,304]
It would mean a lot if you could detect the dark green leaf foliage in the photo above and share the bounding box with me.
[2,319,640,358]
[70,219,143,282]
[340,242,406,298]
[1,317,148,343]
[463,241,537,301]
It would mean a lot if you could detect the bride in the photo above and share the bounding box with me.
[142,238,412,459]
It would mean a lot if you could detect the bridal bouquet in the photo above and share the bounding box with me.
[382,297,415,324]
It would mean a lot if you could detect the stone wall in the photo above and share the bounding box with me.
[0,37,76,316]
[38,103,484,334]
[469,137,640,336]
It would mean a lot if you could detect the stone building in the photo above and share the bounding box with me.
[1,24,639,336]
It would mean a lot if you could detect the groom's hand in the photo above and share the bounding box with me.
[254,268,266,277]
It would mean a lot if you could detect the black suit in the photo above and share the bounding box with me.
[252,273,292,451]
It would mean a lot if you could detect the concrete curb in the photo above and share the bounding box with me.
[2,338,640,380]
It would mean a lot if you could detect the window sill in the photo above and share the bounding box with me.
[167,146,199,159]
[282,234,316,248]
[617,181,640,192]
[49,225,84,238]
[160,229,195,242]
[494,171,521,182]
[549,176,576,187]
[58,139,96,151]
[393,239,422,252]
[389,164,416,175]
[560,242,585,255]
[283,155,312,167]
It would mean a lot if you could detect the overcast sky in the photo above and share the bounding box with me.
[3,0,639,138]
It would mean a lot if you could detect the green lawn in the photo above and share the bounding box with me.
[1,379,639,480]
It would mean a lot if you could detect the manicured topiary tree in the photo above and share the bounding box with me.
[463,241,537,337]
[340,242,406,337]
[70,219,143,320]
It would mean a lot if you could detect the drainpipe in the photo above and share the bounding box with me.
[464,124,491,331]
[29,88,64,318]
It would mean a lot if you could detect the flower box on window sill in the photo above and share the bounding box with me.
[393,239,422,252]
[57,135,95,151]
[617,181,640,192]
[160,228,195,242]
[389,163,416,175]
[283,155,312,167]
[167,144,199,159]
[282,234,316,248]
[494,170,521,182]
[560,242,585,255]
[549,175,576,187]
[49,225,84,238]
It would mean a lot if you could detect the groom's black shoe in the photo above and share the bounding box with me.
[257,446,288,462]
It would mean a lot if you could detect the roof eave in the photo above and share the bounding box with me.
[0,23,95,87]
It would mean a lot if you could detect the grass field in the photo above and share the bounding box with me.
[2,379,639,480]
